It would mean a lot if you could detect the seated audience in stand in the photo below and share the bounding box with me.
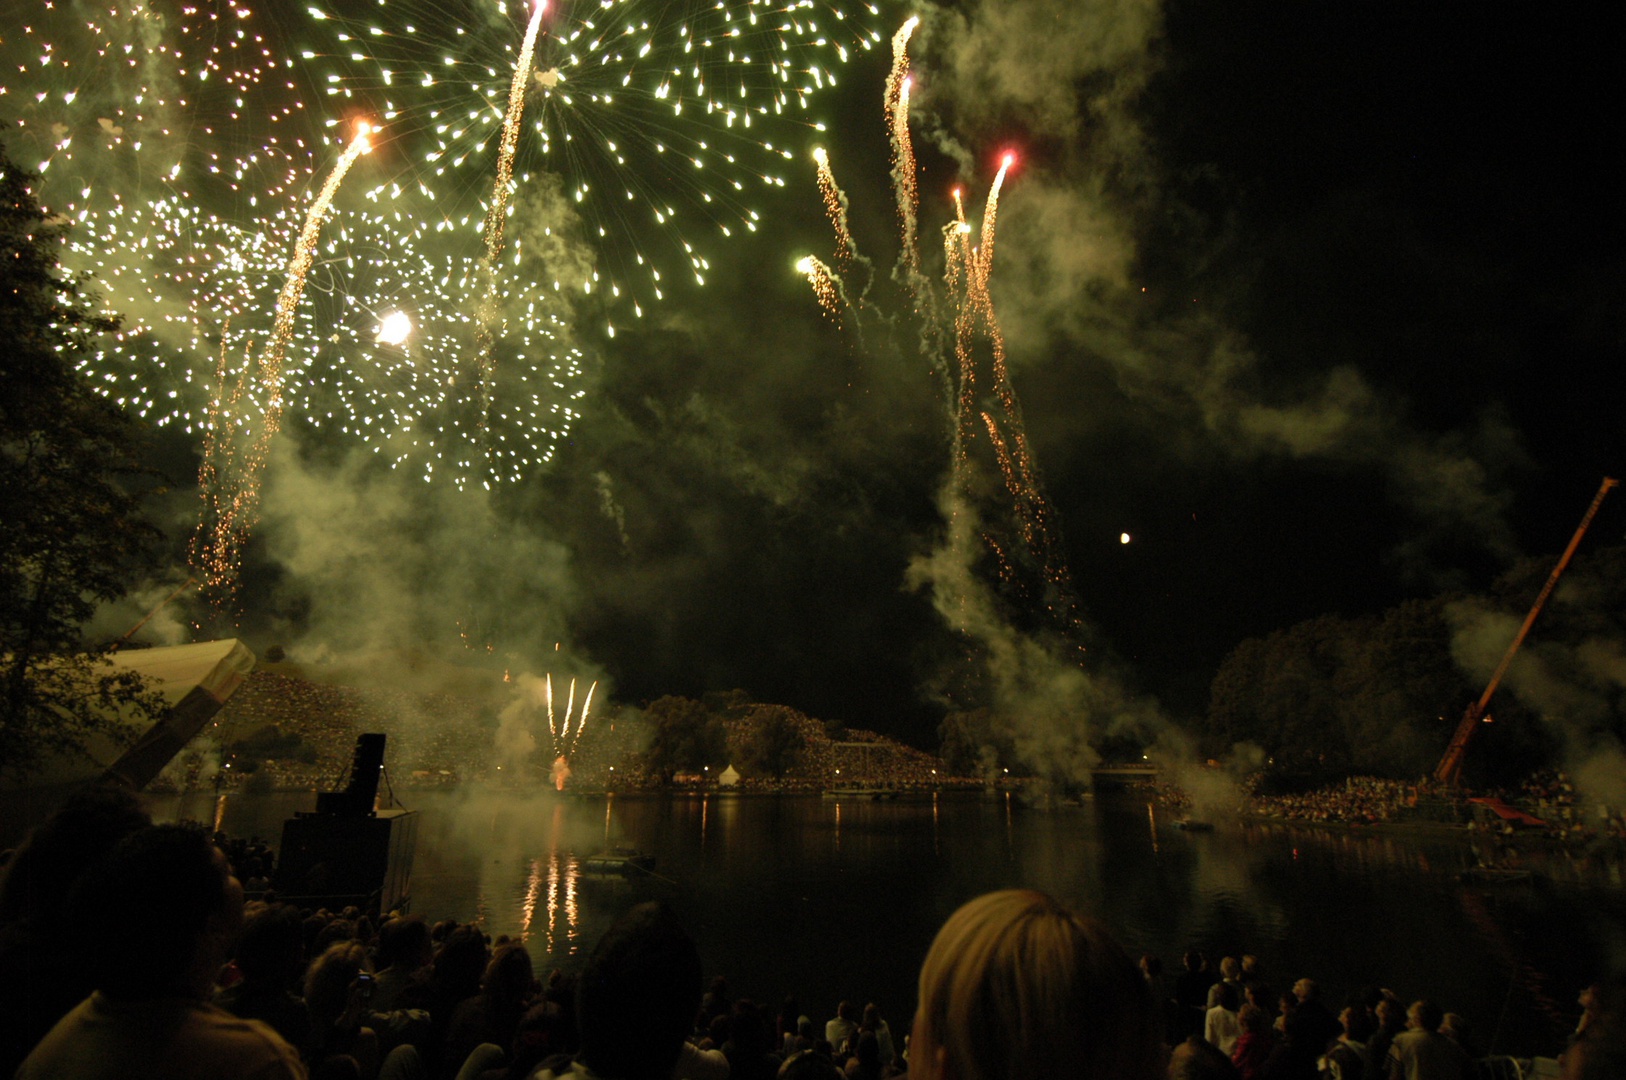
[1205,982,1242,1056]
[1230,1005,1274,1080]
[907,889,1165,1080]
[531,900,704,1080]
[218,903,313,1050]
[1384,1001,1467,1080]
[0,783,152,1076]
[16,824,307,1080]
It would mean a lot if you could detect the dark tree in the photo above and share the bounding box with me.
[739,705,805,778]
[1203,591,1556,784]
[642,695,728,781]
[0,131,162,779]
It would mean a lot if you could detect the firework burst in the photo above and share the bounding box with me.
[794,23,1087,642]
[300,0,884,325]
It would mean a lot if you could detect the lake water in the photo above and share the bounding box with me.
[150,787,1626,1058]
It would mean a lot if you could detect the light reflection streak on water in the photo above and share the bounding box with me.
[834,800,841,852]
[701,795,708,850]
[213,794,227,834]
[564,853,579,954]
[1147,803,1159,854]
[605,795,613,844]
[1005,791,1014,855]
[932,792,939,855]
[520,857,542,941]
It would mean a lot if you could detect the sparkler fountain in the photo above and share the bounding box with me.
[545,674,597,790]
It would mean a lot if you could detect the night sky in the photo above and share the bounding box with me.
[520,1,1626,747]
[16,0,1626,749]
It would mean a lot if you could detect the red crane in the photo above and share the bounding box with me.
[1433,476,1618,786]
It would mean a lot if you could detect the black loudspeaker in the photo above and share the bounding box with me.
[275,734,416,913]
[275,809,418,914]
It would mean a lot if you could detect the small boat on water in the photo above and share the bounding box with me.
[1174,820,1215,832]
[580,847,658,879]
[823,788,900,801]
[1459,867,1542,886]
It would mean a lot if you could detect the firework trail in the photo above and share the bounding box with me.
[263,125,375,434]
[797,22,1088,644]
[797,255,841,319]
[194,124,373,606]
[546,673,558,742]
[884,17,921,279]
[813,147,858,272]
[474,0,550,451]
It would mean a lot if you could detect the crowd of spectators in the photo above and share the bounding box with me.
[10,769,1608,1078]
[1245,778,1413,826]
[5,784,1623,1080]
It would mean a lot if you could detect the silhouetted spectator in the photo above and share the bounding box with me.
[544,901,703,1080]
[0,784,150,1076]
[16,824,306,1079]
[218,903,313,1050]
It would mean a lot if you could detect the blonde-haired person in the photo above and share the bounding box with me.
[909,890,1165,1080]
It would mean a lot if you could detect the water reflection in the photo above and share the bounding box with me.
[147,790,1626,1057]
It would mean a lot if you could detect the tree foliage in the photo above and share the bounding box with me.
[0,130,162,778]
[739,705,805,778]
[641,695,728,781]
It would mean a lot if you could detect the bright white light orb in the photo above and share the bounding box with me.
[1120,532,1131,544]
[376,310,412,345]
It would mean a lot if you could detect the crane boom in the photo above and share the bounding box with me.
[1433,476,1618,786]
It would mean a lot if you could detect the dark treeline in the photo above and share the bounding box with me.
[1196,544,1626,789]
